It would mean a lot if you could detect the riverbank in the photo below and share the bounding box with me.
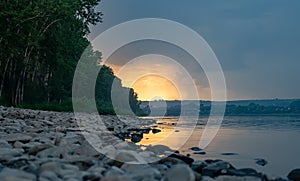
[0,106,298,180]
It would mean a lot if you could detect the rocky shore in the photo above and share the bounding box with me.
[0,106,299,181]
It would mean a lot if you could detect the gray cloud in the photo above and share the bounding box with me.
[90,0,300,100]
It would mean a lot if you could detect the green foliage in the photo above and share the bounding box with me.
[0,0,143,115]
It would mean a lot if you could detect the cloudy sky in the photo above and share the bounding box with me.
[88,0,300,100]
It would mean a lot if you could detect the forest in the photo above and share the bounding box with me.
[0,1,142,115]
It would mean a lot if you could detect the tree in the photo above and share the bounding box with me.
[0,0,102,106]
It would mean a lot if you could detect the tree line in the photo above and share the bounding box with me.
[141,100,300,116]
[0,0,142,114]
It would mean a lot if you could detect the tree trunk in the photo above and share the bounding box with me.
[0,58,10,97]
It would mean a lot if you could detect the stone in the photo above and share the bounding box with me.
[40,161,62,175]
[102,176,131,181]
[146,145,173,154]
[73,144,101,157]
[191,160,208,173]
[169,153,194,165]
[215,176,261,181]
[127,166,161,181]
[105,166,125,178]
[288,169,300,181]
[58,135,83,146]
[202,160,235,177]
[39,171,62,181]
[65,156,95,170]
[0,168,36,181]
[55,126,66,133]
[37,145,78,158]
[194,151,206,155]
[0,133,32,143]
[13,141,24,148]
[0,148,23,161]
[165,164,195,181]
[87,165,106,175]
[159,157,186,168]
[6,155,39,172]
[255,158,268,166]
[131,133,143,143]
[190,146,202,151]
[152,128,161,134]
[115,150,142,163]
[28,144,53,155]
[0,139,12,148]
[152,164,168,175]
[221,152,239,156]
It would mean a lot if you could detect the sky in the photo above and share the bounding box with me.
[88,0,300,101]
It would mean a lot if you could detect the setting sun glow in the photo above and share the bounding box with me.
[132,75,181,101]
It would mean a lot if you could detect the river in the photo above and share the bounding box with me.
[138,115,300,177]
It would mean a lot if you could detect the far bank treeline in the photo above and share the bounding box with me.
[141,100,300,116]
[0,1,142,115]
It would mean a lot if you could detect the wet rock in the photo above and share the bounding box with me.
[131,133,143,143]
[221,168,261,177]
[190,146,202,151]
[202,160,235,177]
[194,151,206,155]
[288,169,300,181]
[165,164,195,181]
[221,152,239,156]
[191,160,208,173]
[152,128,161,134]
[169,153,194,165]
[238,168,260,176]
[0,168,36,181]
[255,158,268,166]
[159,157,186,168]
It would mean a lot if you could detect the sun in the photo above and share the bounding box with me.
[132,75,181,101]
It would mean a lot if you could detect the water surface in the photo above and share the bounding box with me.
[139,115,300,177]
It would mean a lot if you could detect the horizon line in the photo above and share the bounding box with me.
[140,98,300,102]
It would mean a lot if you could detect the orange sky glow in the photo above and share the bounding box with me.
[131,75,181,101]
[105,54,211,101]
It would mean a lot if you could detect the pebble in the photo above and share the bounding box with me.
[165,164,195,181]
[0,168,36,181]
[0,133,32,143]
[288,169,300,181]
[190,146,202,151]
[0,106,292,181]
[255,158,268,166]
[0,148,23,161]
[0,139,12,148]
